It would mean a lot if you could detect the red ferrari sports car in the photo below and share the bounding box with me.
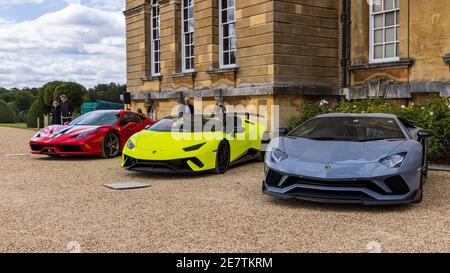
[30,110,156,158]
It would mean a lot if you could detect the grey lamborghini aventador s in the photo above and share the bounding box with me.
[263,113,434,205]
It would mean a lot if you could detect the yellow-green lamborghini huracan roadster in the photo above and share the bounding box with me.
[122,114,269,174]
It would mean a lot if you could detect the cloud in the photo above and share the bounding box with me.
[0,2,126,88]
[0,16,12,24]
[0,0,44,4]
[84,0,124,11]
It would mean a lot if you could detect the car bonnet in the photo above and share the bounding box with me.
[281,136,406,164]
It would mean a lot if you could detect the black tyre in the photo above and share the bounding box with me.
[415,166,427,204]
[415,184,423,204]
[214,141,230,174]
[102,132,120,158]
[259,132,270,162]
[258,150,266,162]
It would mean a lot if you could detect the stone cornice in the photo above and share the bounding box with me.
[123,4,150,18]
[207,67,239,75]
[172,71,197,79]
[141,75,162,82]
[129,84,342,100]
[348,59,415,72]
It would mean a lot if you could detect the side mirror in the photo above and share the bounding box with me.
[123,122,137,129]
[417,129,434,139]
[279,128,290,137]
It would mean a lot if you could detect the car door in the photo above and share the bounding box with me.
[119,112,146,145]
[225,116,249,161]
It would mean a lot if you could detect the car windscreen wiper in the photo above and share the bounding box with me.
[357,137,405,142]
[309,137,344,141]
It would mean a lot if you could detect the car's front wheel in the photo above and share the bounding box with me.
[258,132,271,162]
[214,141,230,174]
[415,182,423,204]
[415,163,428,203]
[102,132,120,158]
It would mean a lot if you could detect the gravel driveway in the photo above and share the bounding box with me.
[0,127,448,253]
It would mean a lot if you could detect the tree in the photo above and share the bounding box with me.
[41,81,64,106]
[0,88,15,103]
[14,89,34,111]
[53,82,87,109]
[26,99,48,128]
[0,99,17,123]
[87,83,125,103]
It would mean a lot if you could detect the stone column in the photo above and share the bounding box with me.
[124,0,152,93]
[159,0,182,92]
[193,0,219,90]
[351,0,370,64]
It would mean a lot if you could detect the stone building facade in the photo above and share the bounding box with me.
[346,0,450,101]
[124,0,450,126]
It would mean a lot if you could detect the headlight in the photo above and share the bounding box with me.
[127,139,135,149]
[183,143,206,152]
[74,129,97,139]
[267,147,288,163]
[380,153,407,168]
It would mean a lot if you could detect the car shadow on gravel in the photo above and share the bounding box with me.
[265,197,412,213]
[34,155,105,161]
[121,160,262,181]
[123,171,216,181]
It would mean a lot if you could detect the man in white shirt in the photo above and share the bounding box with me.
[180,97,194,116]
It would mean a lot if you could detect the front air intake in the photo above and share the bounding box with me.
[384,176,410,195]
[266,170,283,187]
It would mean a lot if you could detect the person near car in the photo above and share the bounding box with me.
[60,94,74,124]
[50,100,62,125]
[136,108,144,115]
[179,97,194,117]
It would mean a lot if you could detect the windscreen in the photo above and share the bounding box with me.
[289,117,405,141]
[148,116,212,132]
[70,111,119,126]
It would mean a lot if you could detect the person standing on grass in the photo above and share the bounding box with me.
[50,100,62,125]
[60,94,74,124]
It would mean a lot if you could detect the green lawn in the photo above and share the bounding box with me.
[0,123,28,129]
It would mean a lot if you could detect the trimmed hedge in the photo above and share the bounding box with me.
[287,98,450,164]
[0,99,17,123]
[27,99,47,128]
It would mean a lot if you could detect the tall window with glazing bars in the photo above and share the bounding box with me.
[370,0,399,63]
[151,0,161,76]
[182,0,195,72]
[219,0,236,67]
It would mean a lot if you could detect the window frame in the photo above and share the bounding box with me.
[369,0,400,64]
[150,0,161,76]
[182,0,195,73]
[219,0,237,68]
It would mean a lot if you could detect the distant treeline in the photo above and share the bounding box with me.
[0,82,126,126]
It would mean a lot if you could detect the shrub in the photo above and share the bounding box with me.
[27,99,48,128]
[287,98,450,163]
[8,102,20,115]
[0,99,17,123]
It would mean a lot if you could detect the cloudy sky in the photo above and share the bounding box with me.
[0,0,126,89]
